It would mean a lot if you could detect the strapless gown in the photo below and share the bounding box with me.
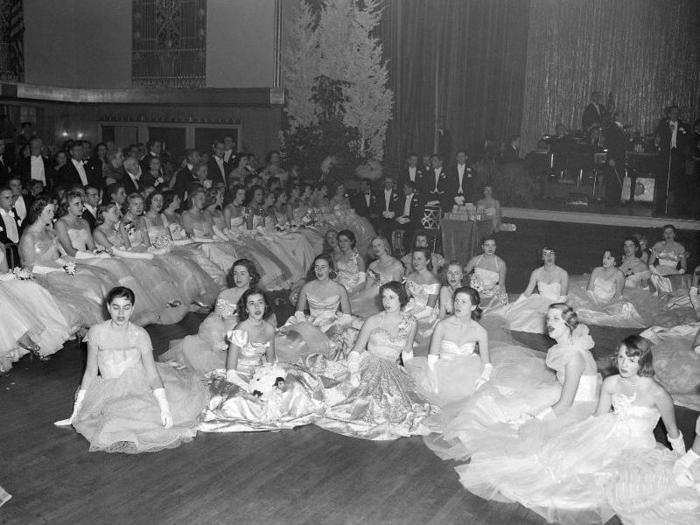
[469,255,508,311]
[0,278,72,371]
[276,293,359,362]
[315,315,438,440]
[567,274,646,328]
[198,330,325,433]
[349,258,405,318]
[640,322,700,411]
[403,280,441,354]
[159,288,242,375]
[335,251,366,295]
[456,393,700,525]
[490,280,564,334]
[405,340,484,405]
[72,321,207,453]
[425,324,600,461]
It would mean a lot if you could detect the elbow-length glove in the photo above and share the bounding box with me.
[54,389,87,426]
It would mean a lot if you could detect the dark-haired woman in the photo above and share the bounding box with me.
[161,259,273,375]
[455,335,697,525]
[315,281,437,440]
[406,287,491,405]
[334,229,366,295]
[199,288,323,433]
[403,248,441,354]
[427,303,599,461]
[55,287,207,453]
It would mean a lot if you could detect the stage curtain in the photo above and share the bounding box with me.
[380,0,530,168]
[521,0,700,151]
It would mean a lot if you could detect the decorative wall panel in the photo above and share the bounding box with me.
[0,0,24,82]
[132,0,206,88]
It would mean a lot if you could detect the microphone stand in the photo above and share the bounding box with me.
[664,131,672,216]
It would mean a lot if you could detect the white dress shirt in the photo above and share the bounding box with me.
[30,156,46,184]
[456,164,466,194]
[0,208,19,242]
[127,172,140,191]
[214,156,227,187]
[364,193,371,208]
[403,193,413,216]
[84,203,97,220]
[432,168,442,192]
[13,195,26,223]
[408,166,417,182]
[383,189,393,211]
[72,158,88,186]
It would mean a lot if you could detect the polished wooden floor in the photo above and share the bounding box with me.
[1,314,696,525]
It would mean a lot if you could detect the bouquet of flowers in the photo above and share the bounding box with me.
[207,372,243,409]
[12,267,32,280]
[152,233,172,250]
[63,261,76,276]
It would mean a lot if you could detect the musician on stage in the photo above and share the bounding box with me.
[581,91,609,132]
[604,111,628,207]
[654,105,691,216]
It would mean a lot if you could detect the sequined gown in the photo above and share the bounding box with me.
[335,251,366,295]
[567,273,646,328]
[425,325,600,461]
[455,389,700,525]
[72,321,208,453]
[315,313,438,440]
[403,279,441,354]
[160,287,243,375]
[198,329,325,433]
[0,277,72,371]
[469,255,508,311]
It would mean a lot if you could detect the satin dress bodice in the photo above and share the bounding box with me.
[611,393,660,449]
[67,228,91,250]
[366,314,413,362]
[87,322,149,380]
[655,247,682,269]
[440,340,477,360]
[31,233,62,264]
[405,280,441,306]
[306,293,341,317]
[145,217,171,248]
[228,329,269,379]
[368,258,403,286]
[336,251,364,291]
[537,281,562,301]
[187,213,214,238]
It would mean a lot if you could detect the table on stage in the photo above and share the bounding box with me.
[440,216,493,266]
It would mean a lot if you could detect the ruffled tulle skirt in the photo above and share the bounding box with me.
[73,364,207,453]
[33,271,106,330]
[348,284,382,319]
[566,275,646,328]
[488,294,554,334]
[275,314,360,364]
[405,353,484,406]
[315,354,438,440]
[402,300,438,355]
[160,314,234,375]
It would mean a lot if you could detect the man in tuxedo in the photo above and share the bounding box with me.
[173,149,200,199]
[0,140,10,185]
[140,139,162,174]
[604,111,628,207]
[0,186,21,267]
[82,185,101,231]
[207,140,228,189]
[401,153,424,190]
[350,179,377,222]
[103,182,127,210]
[500,135,521,163]
[425,154,450,208]
[18,137,51,188]
[447,150,476,206]
[60,142,100,188]
[122,157,143,195]
[395,180,423,237]
[654,105,691,215]
[8,177,30,226]
[582,91,609,132]
[223,135,236,165]
[374,176,399,235]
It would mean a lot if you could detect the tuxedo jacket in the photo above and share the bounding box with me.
[582,102,608,130]
[0,208,22,245]
[604,123,628,163]
[122,174,141,195]
[350,191,377,219]
[17,156,51,186]
[397,192,423,229]
[173,166,197,199]
[82,208,97,231]
[423,168,451,206]
[207,157,228,186]
[447,164,476,202]
[655,119,691,153]
[401,167,425,189]
[374,189,400,218]
[59,161,101,188]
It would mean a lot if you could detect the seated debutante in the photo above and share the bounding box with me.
[427,304,599,461]
[475,185,501,234]
[619,236,651,288]
[403,248,441,355]
[334,229,366,295]
[406,287,492,405]
[160,191,187,241]
[491,246,568,333]
[55,286,208,453]
[349,236,404,318]
[633,232,652,265]
[649,224,688,296]
[456,335,697,525]
[0,250,72,371]
[315,281,437,440]
[181,187,215,239]
[673,416,700,495]
[244,185,266,229]
[567,249,646,328]
[464,237,508,311]
[223,185,247,231]
[199,288,324,433]
[161,259,271,374]
[19,198,108,328]
[276,254,354,362]
[401,233,445,276]
[438,261,464,319]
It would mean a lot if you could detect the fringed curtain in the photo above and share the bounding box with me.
[521,0,700,151]
[380,0,530,168]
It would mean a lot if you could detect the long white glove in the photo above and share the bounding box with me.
[427,354,439,371]
[401,349,414,363]
[153,388,173,429]
[535,406,556,421]
[346,350,363,375]
[294,310,306,323]
[54,389,86,426]
[668,431,686,457]
[474,363,493,390]
[673,449,698,487]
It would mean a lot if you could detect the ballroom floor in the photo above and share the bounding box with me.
[1,313,696,525]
